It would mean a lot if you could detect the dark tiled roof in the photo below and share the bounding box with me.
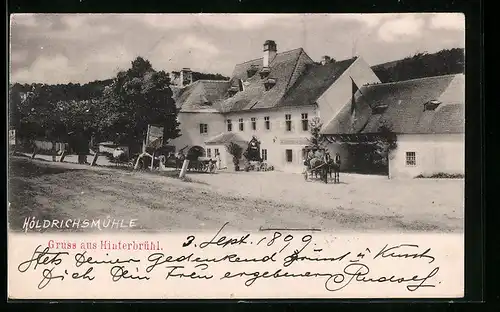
[216,48,315,112]
[174,80,230,112]
[205,132,249,145]
[278,57,358,107]
[321,74,465,135]
[173,48,361,114]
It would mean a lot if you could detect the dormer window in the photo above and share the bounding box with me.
[228,79,243,97]
[247,65,259,78]
[372,104,388,115]
[201,95,210,105]
[228,85,239,97]
[259,67,271,78]
[264,78,276,91]
[424,100,442,111]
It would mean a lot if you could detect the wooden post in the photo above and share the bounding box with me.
[59,150,67,162]
[150,151,155,171]
[134,155,143,170]
[90,153,99,166]
[179,159,190,178]
[51,142,57,162]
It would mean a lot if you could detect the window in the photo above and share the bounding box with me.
[251,117,257,130]
[302,148,308,160]
[227,119,232,132]
[264,116,270,130]
[262,149,268,161]
[285,149,293,163]
[239,118,244,131]
[285,114,292,132]
[301,113,309,131]
[406,152,416,166]
[214,148,219,157]
[199,123,208,134]
[207,148,212,158]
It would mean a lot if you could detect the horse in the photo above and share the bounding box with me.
[326,153,341,184]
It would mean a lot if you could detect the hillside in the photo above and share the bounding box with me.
[371,48,465,83]
[10,71,229,101]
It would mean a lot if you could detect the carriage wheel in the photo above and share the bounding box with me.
[303,170,308,181]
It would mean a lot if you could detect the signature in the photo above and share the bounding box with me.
[221,263,439,292]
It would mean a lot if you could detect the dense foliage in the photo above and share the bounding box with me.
[372,48,464,83]
[307,117,326,150]
[95,57,180,146]
[10,57,183,153]
[226,142,243,171]
[191,71,229,82]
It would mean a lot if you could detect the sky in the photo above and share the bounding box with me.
[10,13,465,85]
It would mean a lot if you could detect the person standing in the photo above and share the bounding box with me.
[215,151,221,169]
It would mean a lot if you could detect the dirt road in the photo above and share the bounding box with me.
[8,156,463,233]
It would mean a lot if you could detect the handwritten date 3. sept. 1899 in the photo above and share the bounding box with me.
[16,222,439,293]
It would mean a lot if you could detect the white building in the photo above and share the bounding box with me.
[321,73,465,178]
[169,40,380,172]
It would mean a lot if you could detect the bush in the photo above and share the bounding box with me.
[415,173,464,179]
[225,142,243,171]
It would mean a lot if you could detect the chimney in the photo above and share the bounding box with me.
[321,55,331,65]
[180,68,192,87]
[263,40,277,68]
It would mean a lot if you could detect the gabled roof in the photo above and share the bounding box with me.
[205,132,249,145]
[278,57,358,107]
[216,48,315,112]
[173,80,230,112]
[321,74,465,135]
[173,47,364,114]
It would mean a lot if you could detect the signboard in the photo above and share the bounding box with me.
[146,125,164,149]
[280,137,309,145]
[9,130,16,145]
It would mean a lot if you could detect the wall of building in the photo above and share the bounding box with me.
[204,145,229,169]
[317,57,381,129]
[169,112,226,152]
[389,133,465,179]
[223,105,318,173]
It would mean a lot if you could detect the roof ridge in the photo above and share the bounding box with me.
[364,73,462,87]
[234,47,304,66]
[283,48,304,93]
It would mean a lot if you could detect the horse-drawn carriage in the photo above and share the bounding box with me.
[303,146,341,184]
[188,156,217,173]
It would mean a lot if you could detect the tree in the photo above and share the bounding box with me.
[226,142,243,171]
[96,57,180,148]
[307,116,326,150]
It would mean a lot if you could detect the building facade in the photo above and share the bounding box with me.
[169,40,381,173]
[321,73,465,178]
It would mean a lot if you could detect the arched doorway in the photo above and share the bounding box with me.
[186,145,206,161]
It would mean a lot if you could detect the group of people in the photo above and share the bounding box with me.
[304,148,341,168]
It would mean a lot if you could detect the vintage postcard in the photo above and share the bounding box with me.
[8,13,465,299]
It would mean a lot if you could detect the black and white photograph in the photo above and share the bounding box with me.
[7,13,466,299]
[9,13,465,234]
